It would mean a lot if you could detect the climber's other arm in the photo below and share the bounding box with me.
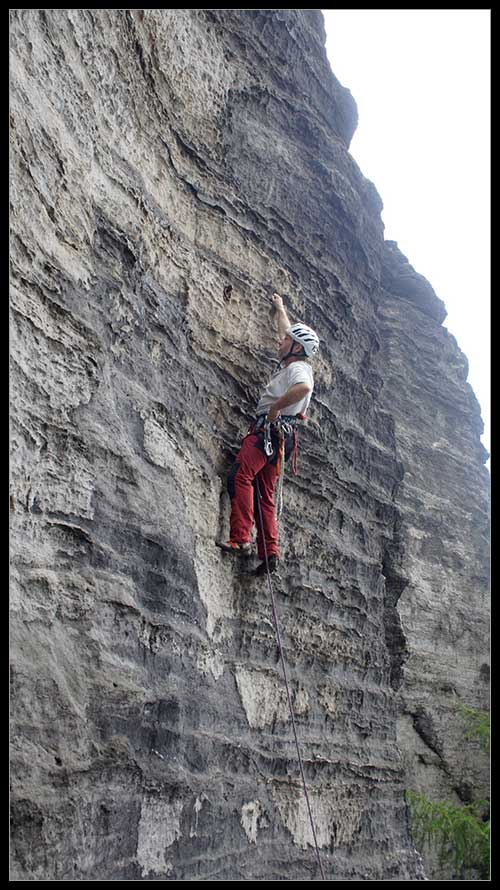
[267,382,312,423]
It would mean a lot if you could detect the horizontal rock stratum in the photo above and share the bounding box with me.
[10,9,489,881]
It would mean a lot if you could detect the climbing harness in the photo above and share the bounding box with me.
[253,415,303,470]
[254,476,327,881]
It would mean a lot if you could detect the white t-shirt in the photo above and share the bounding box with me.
[255,360,314,417]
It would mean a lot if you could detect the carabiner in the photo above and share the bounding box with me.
[263,421,274,457]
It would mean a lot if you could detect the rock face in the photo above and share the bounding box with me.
[10,9,489,881]
[376,242,490,878]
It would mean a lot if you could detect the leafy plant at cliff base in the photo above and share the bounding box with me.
[405,706,490,880]
[405,790,489,879]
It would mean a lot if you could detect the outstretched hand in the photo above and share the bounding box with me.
[271,292,284,311]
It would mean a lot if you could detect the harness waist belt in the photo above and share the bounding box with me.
[255,413,304,429]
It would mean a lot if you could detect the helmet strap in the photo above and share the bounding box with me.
[279,343,307,368]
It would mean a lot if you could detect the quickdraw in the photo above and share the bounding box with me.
[263,420,274,458]
[275,438,286,519]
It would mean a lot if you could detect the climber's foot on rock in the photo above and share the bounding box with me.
[253,555,279,576]
[216,540,252,557]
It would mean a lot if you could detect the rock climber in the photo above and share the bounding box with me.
[216,292,319,576]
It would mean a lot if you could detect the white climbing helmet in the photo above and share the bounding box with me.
[287,323,320,357]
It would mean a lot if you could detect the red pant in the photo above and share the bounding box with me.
[228,433,279,560]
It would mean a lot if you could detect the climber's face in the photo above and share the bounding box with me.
[278,335,292,360]
[278,335,300,361]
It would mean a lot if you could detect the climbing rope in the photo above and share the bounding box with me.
[255,476,327,881]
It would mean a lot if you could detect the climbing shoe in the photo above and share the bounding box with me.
[253,555,279,576]
[216,540,252,556]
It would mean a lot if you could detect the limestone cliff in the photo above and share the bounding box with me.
[10,9,489,881]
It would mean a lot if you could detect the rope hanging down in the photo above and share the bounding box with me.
[255,476,327,881]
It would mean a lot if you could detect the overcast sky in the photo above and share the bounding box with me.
[322,9,490,463]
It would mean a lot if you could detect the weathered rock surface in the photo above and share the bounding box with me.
[375,242,490,879]
[10,9,489,881]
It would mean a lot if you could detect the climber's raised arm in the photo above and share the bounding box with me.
[272,292,292,340]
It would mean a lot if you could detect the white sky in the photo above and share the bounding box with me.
[322,9,490,463]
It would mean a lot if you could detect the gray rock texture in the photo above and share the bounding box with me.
[376,242,490,879]
[10,9,489,881]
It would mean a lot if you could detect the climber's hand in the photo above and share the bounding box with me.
[267,405,281,423]
[271,292,284,311]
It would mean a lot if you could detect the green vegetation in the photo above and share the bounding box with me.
[405,705,490,880]
[455,703,490,754]
[405,790,489,879]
